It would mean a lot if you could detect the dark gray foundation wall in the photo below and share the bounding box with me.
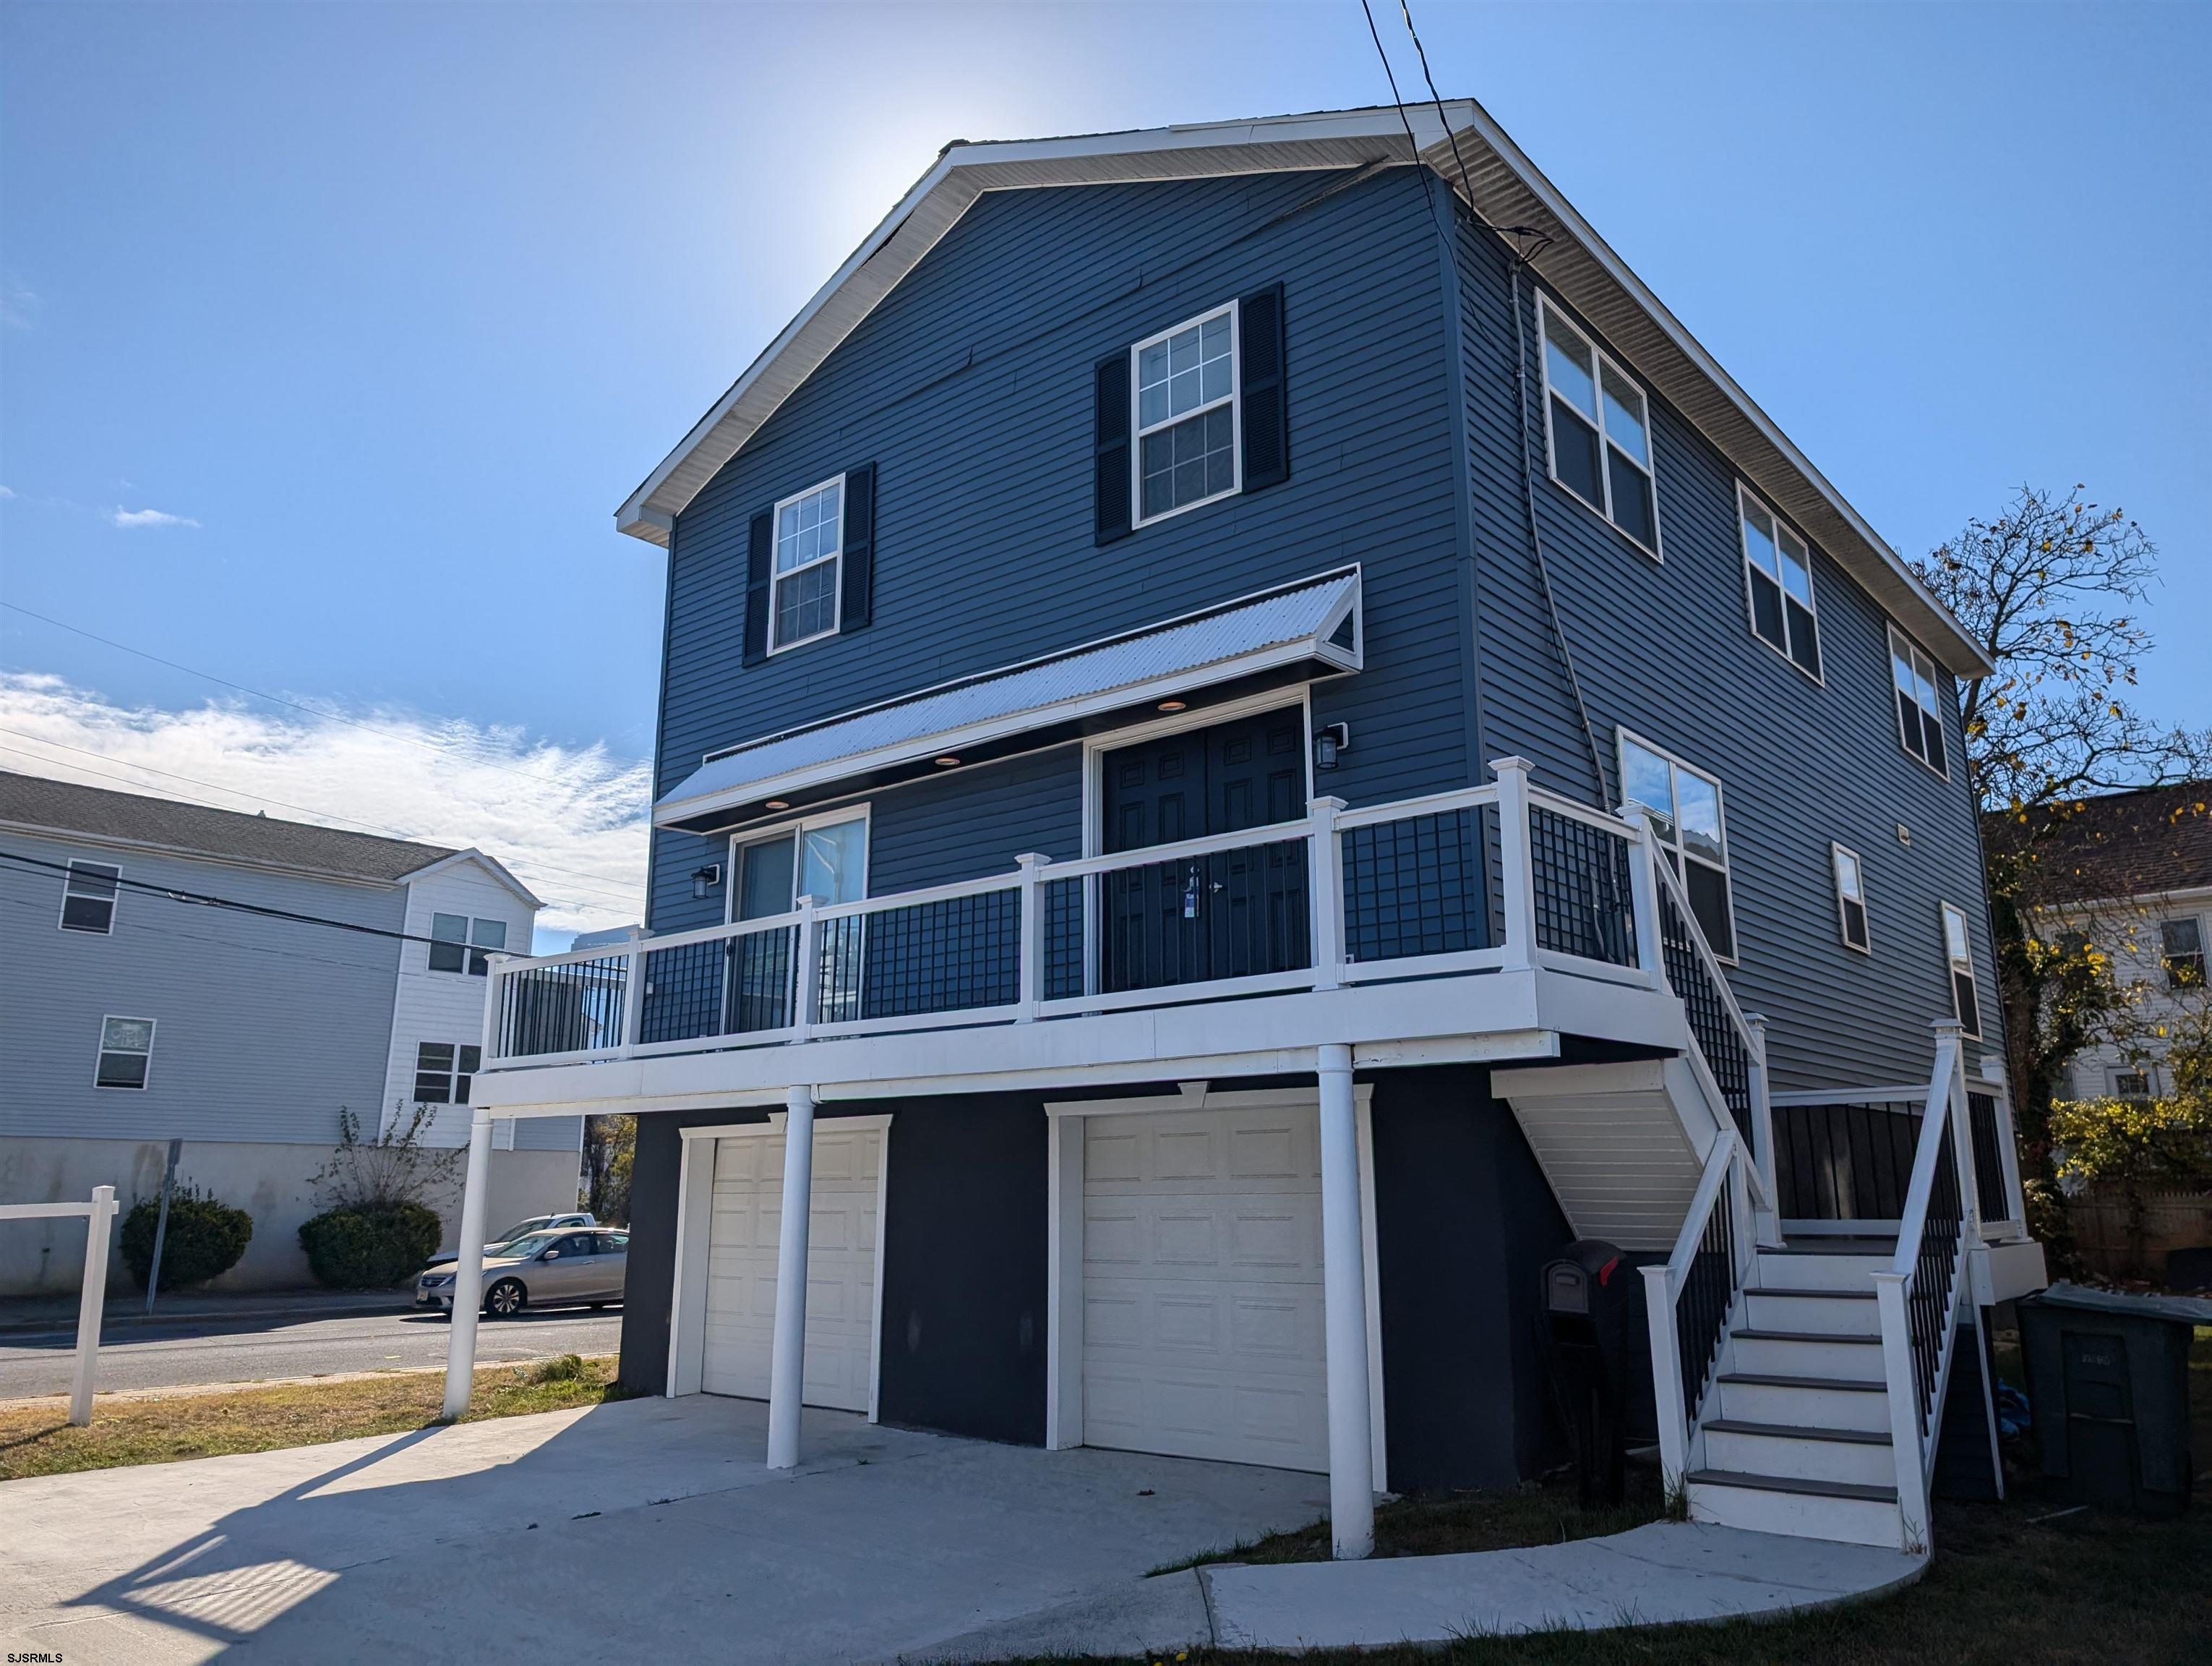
[1369,1064,1574,1491]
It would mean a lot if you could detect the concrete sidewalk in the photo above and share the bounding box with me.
[0,1286,411,1336]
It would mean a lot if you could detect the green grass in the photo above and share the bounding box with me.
[0,1354,639,1481]
[1096,1325,2212,1665]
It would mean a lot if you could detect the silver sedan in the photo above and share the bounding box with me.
[416,1228,630,1318]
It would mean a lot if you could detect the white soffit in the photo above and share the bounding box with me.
[619,102,1986,679]
[653,568,1360,825]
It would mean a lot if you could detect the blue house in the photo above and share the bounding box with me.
[468,103,2046,1558]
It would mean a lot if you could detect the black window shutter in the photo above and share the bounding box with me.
[1240,283,1288,492]
[1094,353,1132,544]
[742,510,773,665]
[840,464,876,633]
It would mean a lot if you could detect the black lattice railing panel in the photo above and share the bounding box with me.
[638,939,727,1046]
[500,954,627,1057]
[1908,1117,1965,1434]
[1967,1090,2010,1223]
[1656,880,1754,1145]
[1340,807,1491,964]
[815,889,1021,1024]
[729,927,796,1033]
[1772,1099,1923,1220]
[1530,807,1636,967]
[1042,876,1085,1001]
[1674,1166,1736,1429]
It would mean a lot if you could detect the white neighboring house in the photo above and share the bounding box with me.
[1991,781,2212,1102]
[0,771,586,1294]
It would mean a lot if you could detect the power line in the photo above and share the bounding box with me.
[1,599,647,793]
[1,846,525,952]
[0,731,644,907]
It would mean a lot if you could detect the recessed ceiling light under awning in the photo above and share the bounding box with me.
[653,567,1362,834]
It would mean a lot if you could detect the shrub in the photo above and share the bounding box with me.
[530,1353,589,1385]
[119,1186,254,1292]
[298,1201,445,1289]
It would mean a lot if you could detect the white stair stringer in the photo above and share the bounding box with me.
[1491,1057,1714,1252]
[1684,1244,1924,1551]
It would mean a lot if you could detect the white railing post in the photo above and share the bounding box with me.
[1995,1090,2028,1233]
[1872,1269,1928,1552]
[479,954,506,1065]
[68,1186,116,1428]
[1491,757,1538,973]
[1619,803,1666,991]
[621,925,647,1051]
[1641,1264,1688,1494]
[1015,855,1046,1021]
[791,894,820,1044]
[1308,797,1347,991]
[1743,1012,1782,1244]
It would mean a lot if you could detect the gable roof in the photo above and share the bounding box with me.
[0,769,539,904]
[1987,781,2212,908]
[617,101,1991,680]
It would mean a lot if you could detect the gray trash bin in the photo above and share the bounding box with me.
[2017,1283,2205,1517]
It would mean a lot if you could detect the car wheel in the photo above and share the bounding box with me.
[485,1278,526,1319]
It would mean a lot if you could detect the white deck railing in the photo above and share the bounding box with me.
[479,756,1763,1098]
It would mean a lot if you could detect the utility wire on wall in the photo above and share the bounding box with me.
[1357,0,1616,810]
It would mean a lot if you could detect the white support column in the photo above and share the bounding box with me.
[441,1108,494,1422]
[1316,1043,1375,1560]
[1015,854,1046,1022]
[1491,757,1538,973]
[1307,797,1347,991]
[767,1084,817,1470]
[69,1186,116,1427]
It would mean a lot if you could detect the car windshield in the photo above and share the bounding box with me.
[491,1217,552,1242]
[492,1233,561,1260]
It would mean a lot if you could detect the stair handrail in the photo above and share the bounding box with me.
[1870,1025,1976,1554]
[1624,806,1780,1231]
[1640,1127,1758,1497]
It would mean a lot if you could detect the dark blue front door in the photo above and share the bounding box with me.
[1099,708,1311,993]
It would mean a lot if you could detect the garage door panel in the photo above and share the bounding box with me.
[700,1127,882,1414]
[1082,1106,1328,1473]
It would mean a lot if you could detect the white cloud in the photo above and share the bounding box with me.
[106,506,201,530]
[0,672,651,945]
[1,282,34,330]
[0,484,14,499]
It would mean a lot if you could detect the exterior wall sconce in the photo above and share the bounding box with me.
[1314,722,1351,772]
[691,863,723,901]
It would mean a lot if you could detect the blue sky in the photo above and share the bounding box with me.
[3,1,2205,939]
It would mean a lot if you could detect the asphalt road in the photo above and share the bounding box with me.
[0,1304,625,1399]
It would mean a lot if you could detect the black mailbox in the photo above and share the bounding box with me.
[1537,1239,1642,1505]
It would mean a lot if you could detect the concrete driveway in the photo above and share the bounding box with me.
[0,1394,1331,1663]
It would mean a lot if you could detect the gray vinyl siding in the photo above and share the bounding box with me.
[0,834,403,1143]
[1451,214,1998,1091]
[648,168,1472,932]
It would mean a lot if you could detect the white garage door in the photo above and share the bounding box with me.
[1082,1104,1329,1471]
[699,1124,881,1412]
